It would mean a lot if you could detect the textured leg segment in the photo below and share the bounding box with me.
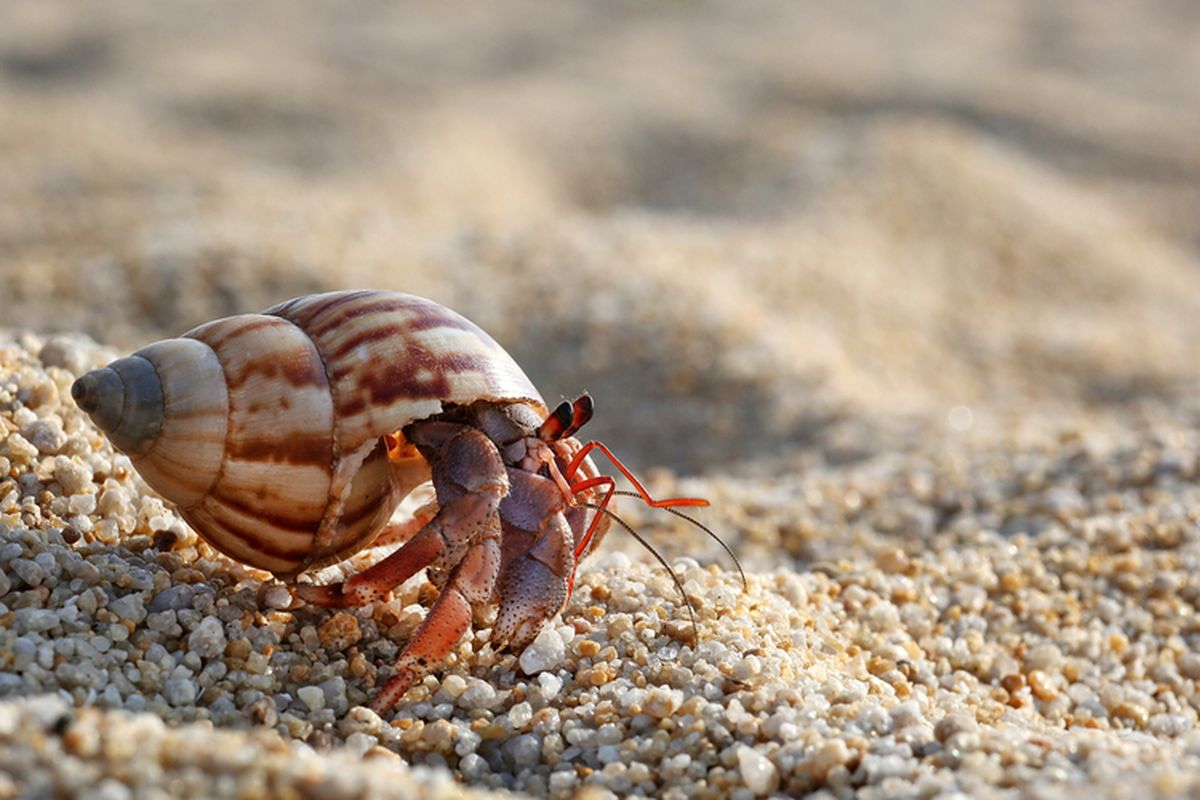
[363,424,508,711]
[371,527,501,711]
[294,525,446,608]
[492,469,575,651]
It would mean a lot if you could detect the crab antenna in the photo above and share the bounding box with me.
[611,490,745,590]
[583,501,698,645]
[566,440,709,509]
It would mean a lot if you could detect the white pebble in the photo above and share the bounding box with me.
[538,671,564,700]
[53,456,92,494]
[519,627,565,675]
[93,778,132,800]
[344,732,377,758]
[459,753,488,780]
[737,744,780,795]
[298,685,325,712]
[67,493,97,515]
[5,433,38,463]
[458,679,497,710]
[508,701,533,729]
[548,770,576,794]
[14,608,58,633]
[109,595,147,625]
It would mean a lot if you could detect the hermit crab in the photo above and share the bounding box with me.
[71,290,726,712]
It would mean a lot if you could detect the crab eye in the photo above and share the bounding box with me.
[537,400,574,441]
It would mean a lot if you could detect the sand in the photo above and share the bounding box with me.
[3,2,1200,798]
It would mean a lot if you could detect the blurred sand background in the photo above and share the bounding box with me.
[3,0,1200,471]
[4,2,1200,798]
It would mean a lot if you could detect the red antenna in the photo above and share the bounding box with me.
[565,440,708,560]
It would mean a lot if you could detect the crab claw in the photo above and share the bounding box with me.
[491,518,573,651]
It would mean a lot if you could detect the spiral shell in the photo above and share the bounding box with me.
[72,290,546,576]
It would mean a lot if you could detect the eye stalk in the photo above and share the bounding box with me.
[537,394,594,442]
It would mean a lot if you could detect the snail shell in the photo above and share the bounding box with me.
[72,290,546,576]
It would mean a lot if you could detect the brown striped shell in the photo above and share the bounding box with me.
[71,290,547,576]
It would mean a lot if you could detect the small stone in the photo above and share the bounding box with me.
[53,456,92,494]
[508,701,533,729]
[298,686,325,712]
[1025,643,1062,671]
[1113,701,1149,727]
[318,612,362,649]
[187,616,227,660]
[1028,670,1058,701]
[732,654,762,682]
[320,677,347,713]
[889,700,923,729]
[5,433,38,463]
[149,585,194,613]
[39,337,92,374]
[23,419,67,454]
[808,739,851,781]
[261,585,292,610]
[246,697,278,727]
[643,688,682,719]
[504,733,541,769]
[519,626,566,675]
[737,745,780,795]
[537,671,563,700]
[162,678,197,707]
[458,679,497,710]
[441,674,468,699]
[549,770,576,794]
[12,638,37,669]
[344,732,377,758]
[11,558,45,588]
[14,608,58,634]
[67,494,96,516]
[93,779,132,800]
[1178,652,1200,680]
[934,713,978,742]
[109,595,148,625]
[459,753,488,780]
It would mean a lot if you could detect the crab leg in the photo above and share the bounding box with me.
[368,499,438,550]
[294,505,441,608]
[298,425,505,610]
[364,423,508,711]
[294,521,445,608]
[371,522,501,711]
[492,468,575,651]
